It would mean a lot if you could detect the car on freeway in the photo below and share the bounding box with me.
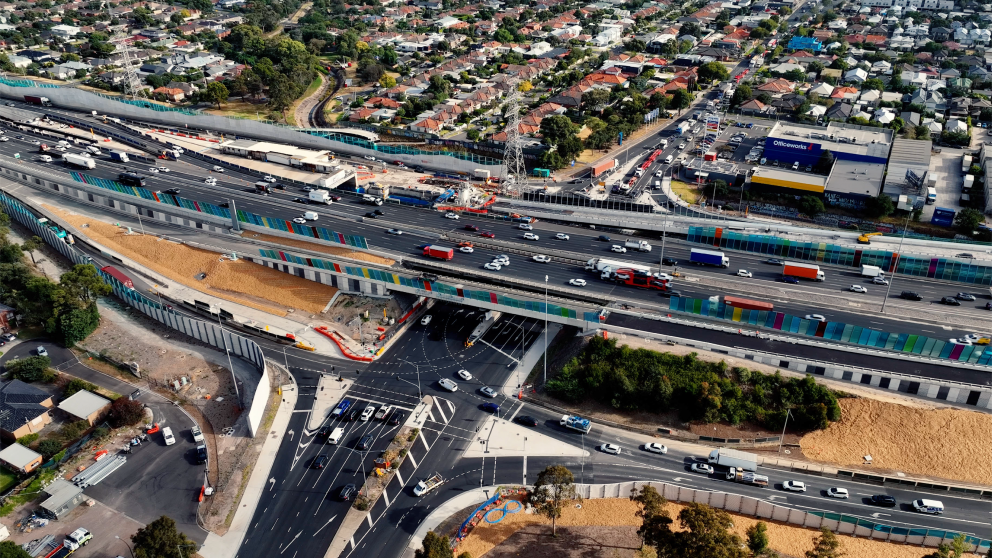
[941,296,961,306]
[964,333,984,343]
[147,167,160,173]
[518,223,533,230]
[849,285,867,293]
[599,444,622,455]
[438,378,458,392]
[311,455,329,469]
[901,291,923,301]
[957,292,976,301]
[569,279,587,287]
[597,235,611,242]
[662,257,678,266]
[643,443,668,454]
[459,246,474,253]
[484,262,502,271]
[387,228,402,235]
[338,484,357,501]
[660,290,683,297]
[870,495,896,507]
[457,369,473,381]
[555,233,570,240]
[263,175,276,183]
[294,197,309,204]
[360,406,376,421]
[445,212,460,220]
[804,314,826,322]
[736,270,752,278]
[421,315,432,325]
[826,487,849,499]
[156,166,170,173]
[36,346,48,357]
[365,212,378,218]
[872,276,889,285]
[302,186,314,192]
[949,338,971,346]
[515,415,539,427]
[782,480,806,492]
[364,155,376,161]
[533,255,551,263]
[781,276,799,284]
[0,137,8,142]
[481,232,495,238]
[464,225,479,232]
[212,166,225,172]
[481,402,499,414]
[766,258,784,265]
[479,387,497,398]
[292,217,307,224]
[493,255,510,264]
[611,245,627,253]
[691,463,713,475]
[678,142,687,149]
[522,233,540,241]
[30,140,40,146]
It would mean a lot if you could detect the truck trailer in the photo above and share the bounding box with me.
[689,248,729,267]
[254,181,272,194]
[624,239,653,252]
[109,150,130,163]
[591,158,619,178]
[423,245,454,260]
[560,415,592,433]
[782,262,825,281]
[708,448,758,471]
[723,296,773,311]
[101,266,134,289]
[24,95,52,106]
[860,265,885,278]
[63,153,95,169]
[309,190,332,204]
[725,467,768,487]
[585,258,653,275]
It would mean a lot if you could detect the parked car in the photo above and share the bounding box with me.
[36,346,48,357]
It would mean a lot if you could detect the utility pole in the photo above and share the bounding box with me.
[880,212,911,314]
[543,275,548,385]
[778,408,792,453]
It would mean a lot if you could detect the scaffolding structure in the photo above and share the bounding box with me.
[111,34,146,100]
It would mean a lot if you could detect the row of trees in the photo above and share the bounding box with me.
[546,336,842,430]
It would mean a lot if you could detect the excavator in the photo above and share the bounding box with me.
[857,232,883,244]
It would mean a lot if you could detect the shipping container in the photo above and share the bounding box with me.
[591,158,619,178]
[101,266,134,289]
[782,262,824,281]
[931,207,955,227]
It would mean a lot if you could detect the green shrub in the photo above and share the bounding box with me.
[36,439,63,459]
[4,356,53,382]
[353,495,371,511]
[407,429,419,442]
[62,378,99,398]
[16,434,39,446]
[545,336,841,431]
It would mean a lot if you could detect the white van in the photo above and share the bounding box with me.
[86,145,101,155]
[304,211,319,220]
[328,427,344,445]
[926,187,937,204]
[162,427,176,446]
[912,499,943,514]
[664,155,674,165]
[39,155,52,162]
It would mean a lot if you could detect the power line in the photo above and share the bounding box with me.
[500,91,526,197]
[111,34,146,100]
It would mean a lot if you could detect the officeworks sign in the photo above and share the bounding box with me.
[770,138,819,152]
[764,136,822,164]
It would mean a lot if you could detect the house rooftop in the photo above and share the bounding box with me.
[57,390,110,421]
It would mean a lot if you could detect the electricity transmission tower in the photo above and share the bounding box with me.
[500,91,526,196]
[111,33,146,99]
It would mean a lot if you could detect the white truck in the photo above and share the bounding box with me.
[328,427,344,445]
[585,258,653,280]
[309,190,333,204]
[362,194,383,206]
[725,467,768,487]
[708,448,758,472]
[63,153,96,169]
[624,239,653,252]
[559,415,592,433]
[474,169,490,180]
[413,473,445,496]
[860,265,884,278]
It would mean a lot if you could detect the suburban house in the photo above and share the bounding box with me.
[0,443,43,474]
[57,390,111,426]
[0,380,54,442]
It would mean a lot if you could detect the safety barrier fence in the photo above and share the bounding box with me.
[0,186,272,437]
[667,296,992,368]
[688,226,992,286]
[576,482,990,552]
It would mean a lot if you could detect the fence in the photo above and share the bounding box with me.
[576,481,990,553]
[0,186,272,438]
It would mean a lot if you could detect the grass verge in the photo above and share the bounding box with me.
[670,180,703,204]
[286,74,323,126]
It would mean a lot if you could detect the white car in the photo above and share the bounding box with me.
[872,276,888,285]
[644,443,668,454]
[484,262,502,271]
[522,233,539,241]
[493,255,510,265]
[533,255,551,263]
[263,175,276,183]
[459,246,474,253]
[805,314,826,322]
[850,285,868,293]
[949,338,972,346]
[155,166,170,173]
[555,233,570,240]
[964,333,983,343]
[292,217,307,224]
[736,270,752,278]
[678,142,687,150]
[36,346,48,357]
[518,223,533,230]
[360,406,376,421]
[445,212,460,220]
[387,229,403,235]
[569,279,587,287]
[147,167,159,173]
[364,155,376,161]
[691,463,714,475]
[599,444,622,455]
[0,137,9,142]
[479,386,497,398]
[162,427,176,446]
[212,166,225,172]
[611,245,627,253]
[439,378,458,392]
[204,177,217,184]
[421,315,432,325]
[653,273,672,281]
[782,480,807,492]
[457,369,473,381]
[827,487,849,499]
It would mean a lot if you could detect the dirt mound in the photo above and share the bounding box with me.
[243,230,394,265]
[800,398,992,485]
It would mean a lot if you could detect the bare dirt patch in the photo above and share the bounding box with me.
[485,525,642,558]
[242,230,394,265]
[800,398,992,486]
[46,205,338,316]
[322,295,403,344]
[459,498,938,558]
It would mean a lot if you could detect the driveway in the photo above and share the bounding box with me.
[0,340,208,543]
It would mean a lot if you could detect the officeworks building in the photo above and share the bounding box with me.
[763,122,893,168]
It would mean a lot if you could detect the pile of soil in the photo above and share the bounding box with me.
[243,230,394,265]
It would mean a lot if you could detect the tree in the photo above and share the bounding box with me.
[663,503,748,558]
[630,485,673,549]
[0,540,33,558]
[539,115,578,145]
[731,84,752,107]
[5,356,52,382]
[531,465,576,536]
[921,534,967,558]
[581,88,610,108]
[110,397,146,428]
[863,194,894,219]
[204,81,229,107]
[954,208,984,234]
[799,195,825,218]
[132,516,195,558]
[671,89,693,113]
[37,439,63,459]
[805,528,842,558]
[517,80,533,92]
[414,531,452,558]
[62,378,98,398]
[698,61,729,83]
[746,522,772,555]
[379,74,396,88]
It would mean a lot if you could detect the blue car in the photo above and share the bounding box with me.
[781,276,799,284]
[481,402,500,414]
[746,123,754,128]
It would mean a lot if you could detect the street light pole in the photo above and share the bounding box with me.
[880,212,912,314]
[778,408,792,453]
[543,275,548,385]
[660,215,669,271]
[215,304,242,408]
[400,358,422,399]
[115,536,135,558]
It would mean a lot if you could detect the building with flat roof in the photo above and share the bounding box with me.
[40,479,85,519]
[749,167,828,194]
[763,122,893,168]
[0,443,43,474]
[219,140,358,187]
[824,159,886,208]
[881,138,932,205]
[57,390,110,426]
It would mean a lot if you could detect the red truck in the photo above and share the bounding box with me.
[723,296,773,311]
[101,266,134,289]
[614,269,668,290]
[591,158,619,178]
[422,246,454,260]
[782,262,825,282]
[24,95,52,106]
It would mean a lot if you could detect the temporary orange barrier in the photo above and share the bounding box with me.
[314,326,373,362]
